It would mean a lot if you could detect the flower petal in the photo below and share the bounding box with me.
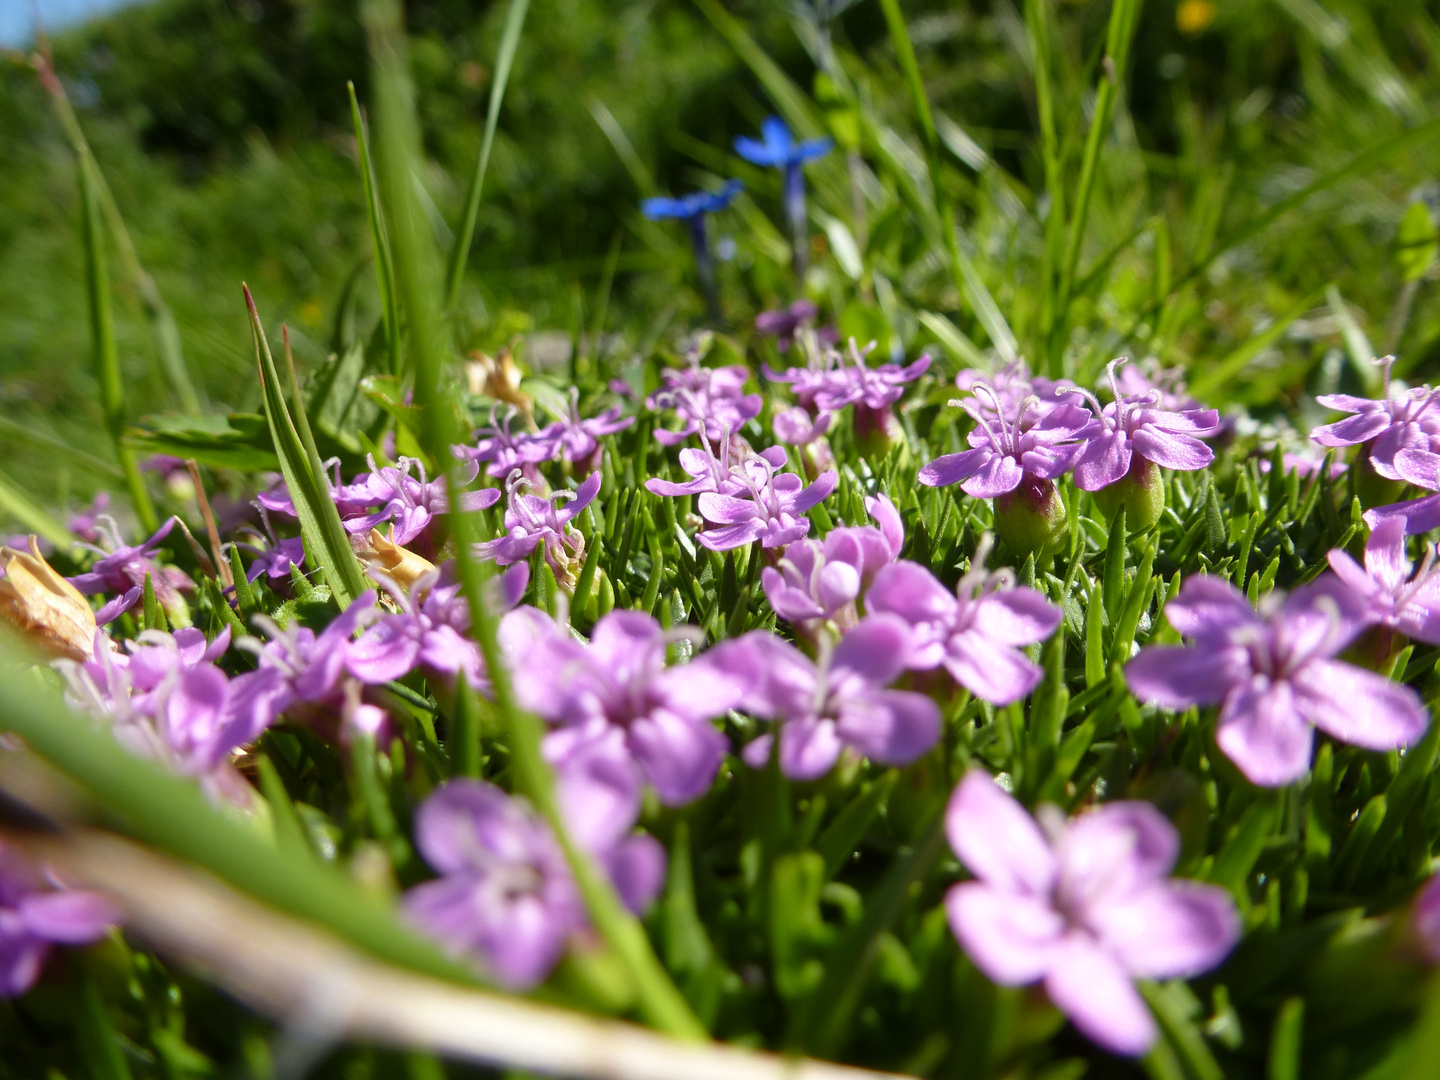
[1215,679,1315,787]
[627,710,727,805]
[1090,881,1240,980]
[943,629,1042,705]
[1294,658,1429,752]
[1131,428,1214,472]
[945,770,1057,895]
[1125,644,1240,708]
[835,687,940,765]
[945,882,1063,984]
[1043,934,1157,1057]
[972,588,1062,646]
[918,449,991,489]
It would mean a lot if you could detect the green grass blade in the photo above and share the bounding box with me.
[878,0,1018,363]
[349,82,404,379]
[38,58,202,415]
[78,153,157,535]
[1054,0,1144,370]
[0,473,73,550]
[444,0,532,311]
[588,99,656,197]
[244,286,366,607]
[0,630,478,985]
[363,0,703,1039]
[689,0,824,138]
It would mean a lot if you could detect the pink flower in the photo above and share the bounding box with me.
[694,456,837,551]
[1310,357,1440,487]
[1126,576,1428,786]
[944,771,1239,1056]
[761,493,903,627]
[866,538,1062,704]
[1319,517,1440,643]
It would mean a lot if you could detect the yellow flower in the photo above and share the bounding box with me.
[0,537,99,661]
[1176,0,1215,34]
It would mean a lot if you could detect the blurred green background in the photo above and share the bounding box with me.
[3,0,1440,513]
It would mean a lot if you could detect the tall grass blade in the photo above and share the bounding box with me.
[349,82,404,379]
[589,99,656,197]
[0,474,72,550]
[444,0,532,311]
[877,0,1018,363]
[79,152,158,535]
[244,286,367,607]
[689,0,824,138]
[1054,0,1144,372]
[363,0,704,1039]
[37,57,202,415]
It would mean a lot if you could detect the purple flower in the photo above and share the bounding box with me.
[246,591,383,711]
[459,408,558,481]
[695,456,837,551]
[67,493,110,544]
[0,844,116,997]
[867,540,1062,704]
[1365,487,1440,536]
[732,616,940,779]
[348,571,501,693]
[1063,361,1219,491]
[68,516,193,614]
[474,471,600,588]
[647,358,762,448]
[1126,575,1428,786]
[403,780,664,990]
[1115,358,1216,424]
[343,456,500,546]
[772,405,832,447]
[811,340,931,415]
[535,389,634,471]
[918,386,1092,499]
[503,608,747,812]
[1319,517,1440,644]
[1311,358,1440,487]
[240,535,305,583]
[1410,872,1440,964]
[761,493,903,627]
[944,771,1239,1056]
[755,300,819,351]
[955,359,1075,422]
[646,439,788,499]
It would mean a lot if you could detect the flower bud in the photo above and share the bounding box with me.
[993,476,1068,559]
[1093,457,1165,530]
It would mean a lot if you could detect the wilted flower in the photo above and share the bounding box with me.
[944,771,1240,1056]
[355,527,437,593]
[1126,575,1428,786]
[465,348,533,419]
[733,616,940,780]
[474,471,600,589]
[0,537,102,661]
[867,537,1061,704]
[0,843,116,997]
[404,780,663,990]
[761,492,903,629]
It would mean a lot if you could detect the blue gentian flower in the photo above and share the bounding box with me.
[734,116,832,276]
[641,180,743,324]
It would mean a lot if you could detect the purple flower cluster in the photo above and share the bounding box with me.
[475,471,600,587]
[68,516,194,621]
[765,338,929,450]
[1127,575,1427,785]
[944,771,1239,1056]
[646,356,762,448]
[460,397,632,480]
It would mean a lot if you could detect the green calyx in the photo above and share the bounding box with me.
[993,476,1068,559]
[1094,456,1165,530]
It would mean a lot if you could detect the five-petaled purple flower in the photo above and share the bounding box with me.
[403,779,663,990]
[69,516,193,616]
[867,538,1062,704]
[762,493,903,629]
[0,843,116,997]
[944,771,1240,1056]
[918,386,1092,499]
[504,609,748,829]
[474,471,600,589]
[343,456,500,548]
[733,615,941,780]
[1126,575,1429,786]
[1064,360,1219,491]
[535,388,634,473]
[1320,517,1440,644]
[459,407,555,482]
[647,359,762,448]
[1311,357,1440,488]
[695,454,837,551]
